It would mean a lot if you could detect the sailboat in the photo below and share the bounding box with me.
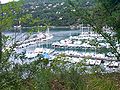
[44,27,53,40]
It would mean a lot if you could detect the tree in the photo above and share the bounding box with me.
[0,0,23,62]
[0,1,47,89]
[68,0,120,60]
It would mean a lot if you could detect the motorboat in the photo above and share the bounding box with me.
[25,48,54,59]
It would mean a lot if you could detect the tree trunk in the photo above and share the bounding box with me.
[0,32,2,62]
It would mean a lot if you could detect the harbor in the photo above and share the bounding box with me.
[4,26,120,73]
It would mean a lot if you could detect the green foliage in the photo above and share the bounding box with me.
[68,0,120,60]
[23,0,93,26]
[86,74,117,90]
[0,50,119,90]
[0,1,22,31]
[0,0,120,90]
[25,0,66,4]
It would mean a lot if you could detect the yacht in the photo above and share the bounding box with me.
[16,28,53,48]
[25,48,54,59]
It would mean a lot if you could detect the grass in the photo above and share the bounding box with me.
[29,67,118,90]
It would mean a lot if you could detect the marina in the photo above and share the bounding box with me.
[1,0,120,89]
[4,26,120,72]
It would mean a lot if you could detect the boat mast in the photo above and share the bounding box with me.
[46,26,49,34]
[81,23,83,34]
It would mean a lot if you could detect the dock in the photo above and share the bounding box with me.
[65,54,117,61]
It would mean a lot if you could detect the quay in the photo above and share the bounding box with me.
[65,54,117,61]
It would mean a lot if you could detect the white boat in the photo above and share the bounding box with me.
[25,48,54,59]
[107,61,119,68]
[17,28,53,48]
[52,30,104,49]
[25,52,38,59]
[95,60,101,65]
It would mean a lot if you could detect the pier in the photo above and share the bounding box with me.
[65,54,117,61]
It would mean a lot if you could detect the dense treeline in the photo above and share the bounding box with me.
[20,0,95,27]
